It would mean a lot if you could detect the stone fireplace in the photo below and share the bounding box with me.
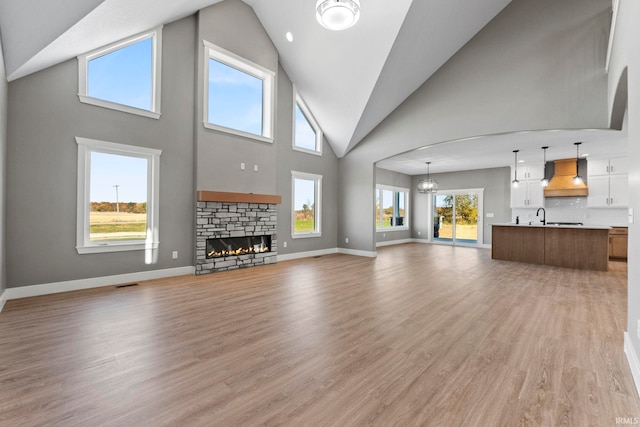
[196,191,280,274]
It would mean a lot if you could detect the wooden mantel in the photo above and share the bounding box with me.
[197,190,282,204]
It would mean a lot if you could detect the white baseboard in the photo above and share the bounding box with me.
[337,248,377,258]
[624,332,640,399]
[5,266,196,301]
[376,238,414,248]
[278,248,339,262]
[0,288,7,313]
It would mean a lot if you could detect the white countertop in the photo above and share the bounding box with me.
[493,223,612,230]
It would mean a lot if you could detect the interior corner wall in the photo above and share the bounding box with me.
[609,0,640,369]
[0,37,8,295]
[195,0,278,195]
[275,64,339,255]
[339,0,612,253]
[375,167,412,244]
[5,16,196,288]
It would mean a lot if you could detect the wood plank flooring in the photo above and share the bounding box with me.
[1,243,639,426]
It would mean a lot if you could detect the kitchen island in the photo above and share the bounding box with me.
[492,224,610,271]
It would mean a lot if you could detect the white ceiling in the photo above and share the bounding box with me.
[376,128,628,176]
[0,0,512,157]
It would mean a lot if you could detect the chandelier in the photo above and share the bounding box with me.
[417,162,438,193]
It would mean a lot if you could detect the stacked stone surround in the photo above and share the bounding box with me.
[196,201,277,274]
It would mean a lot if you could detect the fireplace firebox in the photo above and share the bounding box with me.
[206,235,272,259]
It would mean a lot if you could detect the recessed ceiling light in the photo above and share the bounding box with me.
[285,32,293,42]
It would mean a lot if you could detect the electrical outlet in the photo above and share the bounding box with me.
[172,251,178,259]
[345,237,349,244]
[283,241,287,248]
[418,231,421,236]
[240,163,245,170]
[254,164,259,172]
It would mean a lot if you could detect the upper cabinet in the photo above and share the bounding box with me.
[587,157,628,208]
[511,165,544,208]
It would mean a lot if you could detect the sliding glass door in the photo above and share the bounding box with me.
[433,190,482,245]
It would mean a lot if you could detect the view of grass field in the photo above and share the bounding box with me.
[436,224,478,240]
[90,212,146,241]
[294,219,315,232]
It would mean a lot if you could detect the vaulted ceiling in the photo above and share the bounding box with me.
[0,0,512,158]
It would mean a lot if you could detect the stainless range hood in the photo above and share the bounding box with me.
[543,158,588,197]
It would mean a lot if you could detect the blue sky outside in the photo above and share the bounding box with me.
[294,178,315,210]
[90,152,148,202]
[295,104,316,150]
[87,37,153,111]
[208,59,263,135]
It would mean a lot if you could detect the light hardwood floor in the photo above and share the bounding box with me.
[1,244,639,426]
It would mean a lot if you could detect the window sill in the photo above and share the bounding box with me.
[292,146,323,156]
[78,95,161,120]
[77,241,159,255]
[203,122,273,144]
[292,232,322,239]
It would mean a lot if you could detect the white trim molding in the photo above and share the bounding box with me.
[78,26,162,119]
[76,137,161,257]
[203,40,275,143]
[278,248,338,262]
[376,238,414,247]
[338,248,378,258]
[0,289,7,313]
[5,266,195,301]
[625,332,640,399]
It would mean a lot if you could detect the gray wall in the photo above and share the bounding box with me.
[0,37,7,295]
[5,1,340,288]
[338,0,611,253]
[375,167,412,244]
[196,0,278,195]
[6,16,197,287]
[411,167,511,245]
[275,65,339,255]
[609,0,640,370]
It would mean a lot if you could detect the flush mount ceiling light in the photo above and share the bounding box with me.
[316,0,361,31]
[573,142,583,184]
[541,146,549,188]
[417,162,438,193]
[512,150,520,188]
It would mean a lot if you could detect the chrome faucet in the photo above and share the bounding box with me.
[536,207,546,225]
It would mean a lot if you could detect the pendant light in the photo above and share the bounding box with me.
[573,142,583,184]
[512,150,520,188]
[541,146,549,187]
[417,162,438,193]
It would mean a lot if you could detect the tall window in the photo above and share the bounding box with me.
[376,185,409,229]
[78,27,162,119]
[293,91,323,155]
[204,41,275,142]
[76,137,161,255]
[292,171,322,237]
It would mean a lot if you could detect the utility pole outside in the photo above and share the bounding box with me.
[113,184,120,220]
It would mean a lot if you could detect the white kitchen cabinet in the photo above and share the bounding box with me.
[587,156,628,208]
[609,173,628,207]
[511,165,544,181]
[511,167,544,208]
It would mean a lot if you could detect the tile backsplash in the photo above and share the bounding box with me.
[512,197,628,226]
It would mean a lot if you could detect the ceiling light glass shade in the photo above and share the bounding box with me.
[417,179,438,193]
[316,0,361,31]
